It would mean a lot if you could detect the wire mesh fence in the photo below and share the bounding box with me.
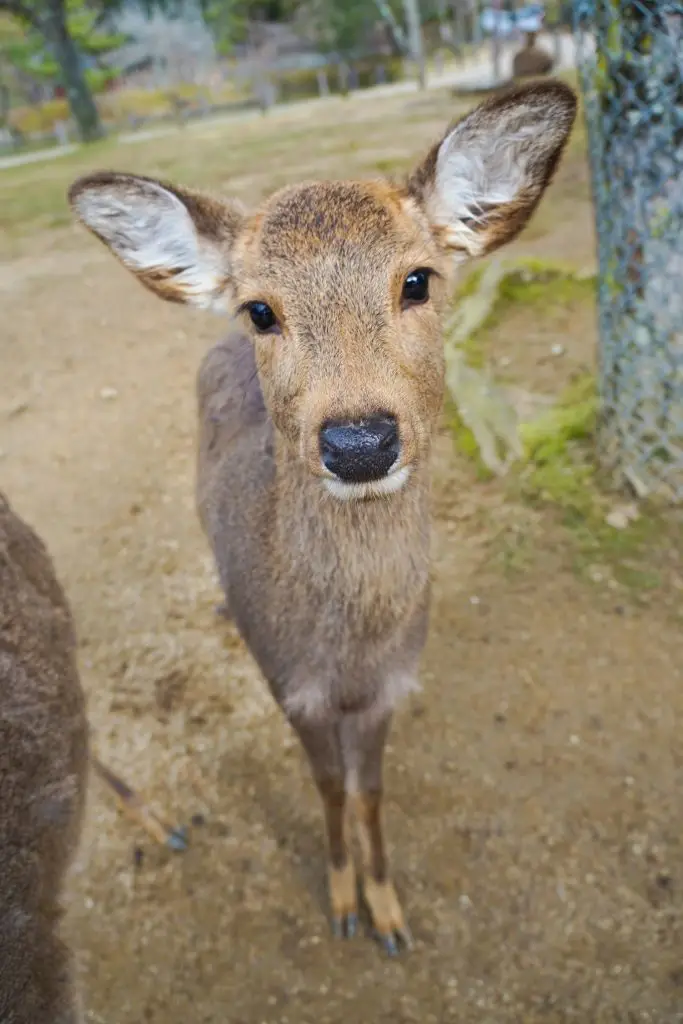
[575,1,683,502]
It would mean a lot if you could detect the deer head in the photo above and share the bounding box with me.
[69,81,576,501]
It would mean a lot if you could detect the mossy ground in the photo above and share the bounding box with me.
[445,262,681,597]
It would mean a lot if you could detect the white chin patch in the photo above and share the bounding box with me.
[323,465,412,502]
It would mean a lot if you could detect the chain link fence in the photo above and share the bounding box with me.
[575,1,683,501]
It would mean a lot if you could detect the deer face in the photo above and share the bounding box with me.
[69,81,575,501]
[230,177,450,498]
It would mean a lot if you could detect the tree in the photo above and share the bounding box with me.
[402,0,425,88]
[291,0,375,60]
[0,0,183,142]
[201,0,249,55]
[200,0,297,55]
[374,0,408,53]
[1,4,124,98]
[0,0,109,140]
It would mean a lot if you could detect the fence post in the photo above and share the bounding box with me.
[54,119,69,146]
[338,61,350,95]
[316,69,330,98]
[575,1,683,501]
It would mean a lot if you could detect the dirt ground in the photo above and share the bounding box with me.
[2,87,683,1024]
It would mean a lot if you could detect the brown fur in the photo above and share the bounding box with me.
[512,32,555,78]
[68,81,577,952]
[0,493,88,1022]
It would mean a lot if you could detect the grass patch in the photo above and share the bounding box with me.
[519,374,597,466]
[443,259,596,478]
[497,376,670,593]
[0,84,585,250]
[446,261,676,594]
[517,377,670,594]
[443,395,495,482]
[469,262,595,349]
[447,259,595,372]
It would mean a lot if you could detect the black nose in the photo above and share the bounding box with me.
[320,416,400,484]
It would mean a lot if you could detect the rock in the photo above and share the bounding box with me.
[605,503,640,529]
[7,400,29,418]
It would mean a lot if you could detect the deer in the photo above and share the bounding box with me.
[512,31,555,80]
[68,80,576,955]
[0,492,89,1022]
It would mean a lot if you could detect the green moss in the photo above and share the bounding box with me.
[513,371,664,588]
[445,261,671,594]
[522,456,596,516]
[568,508,666,592]
[480,266,596,344]
[518,408,672,593]
[448,260,596,372]
[448,264,494,368]
[519,374,597,464]
[371,157,408,175]
[519,454,672,594]
[494,530,537,577]
[444,260,679,596]
[454,263,486,302]
[496,267,595,308]
[443,396,495,481]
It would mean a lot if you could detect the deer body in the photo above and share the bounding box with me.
[0,493,88,1022]
[512,32,554,79]
[70,81,576,953]
[197,330,430,724]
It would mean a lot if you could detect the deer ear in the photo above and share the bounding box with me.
[68,172,246,311]
[408,81,577,262]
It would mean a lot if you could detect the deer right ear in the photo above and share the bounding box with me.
[408,80,577,262]
[68,172,246,312]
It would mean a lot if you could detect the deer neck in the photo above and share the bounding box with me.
[271,433,431,617]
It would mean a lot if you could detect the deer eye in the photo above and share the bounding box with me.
[402,268,431,307]
[246,301,278,333]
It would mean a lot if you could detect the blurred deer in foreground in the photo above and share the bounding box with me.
[69,81,576,954]
[0,493,88,1022]
[0,493,188,1023]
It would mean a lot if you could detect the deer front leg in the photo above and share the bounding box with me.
[342,712,413,956]
[290,719,358,939]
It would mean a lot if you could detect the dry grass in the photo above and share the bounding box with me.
[0,88,467,246]
[0,81,588,245]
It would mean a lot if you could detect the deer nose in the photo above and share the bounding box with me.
[319,416,400,484]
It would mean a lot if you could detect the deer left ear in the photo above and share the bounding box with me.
[408,80,577,262]
[69,171,246,311]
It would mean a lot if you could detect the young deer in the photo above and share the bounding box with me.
[0,493,89,1021]
[69,81,576,954]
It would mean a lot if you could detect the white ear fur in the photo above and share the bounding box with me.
[69,173,241,311]
[414,82,577,261]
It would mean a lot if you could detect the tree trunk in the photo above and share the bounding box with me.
[375,0,409,56]
[39,0,103,142]
[0,81,9,131]
[402,0,427,89]
[490,30,501,80]
[490,0,502,79]
[452,0,467,54]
